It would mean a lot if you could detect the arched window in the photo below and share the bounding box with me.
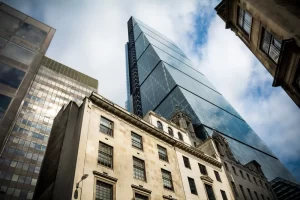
[178,132,183,141]
[168,127,173,136]
[157,121,163,130]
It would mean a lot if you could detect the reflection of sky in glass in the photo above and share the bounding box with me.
[0,62,25,89]
[0,11,21,34]
[0,93,11,120]
[2,42,36,65]
[15,23,47,46]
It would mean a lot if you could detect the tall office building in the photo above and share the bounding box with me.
[215,0,300,108]
[125,17,296,183]
[0,56,97,199]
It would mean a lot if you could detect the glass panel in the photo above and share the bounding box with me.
[0,11,21,34]
[262,30,271,54]
[238,8,244,27]
[132,132,142,149]
[95,181,112,200]
[135,193,148,200]
[15,23,47,46]
[133,23,143,41]
[205,184,216,200]
[2,42,36,65]
[188,177,198,195]
[269,44,280,63]
[135,33,150,59]
[161,169,173,190]
[98,142,113,168]
[0,37,7,48]
[133,157,145,181]
[0,62,25,88]
[0,94,11,120]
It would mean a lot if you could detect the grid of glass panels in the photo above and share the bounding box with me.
[133,157,146,181]
[238,7,252,35]
[135,193,148,200]
[0,65,95,199]
[100,116,113,136]
[95,181,113,200]
[98,142,113,168]
[261,28,282,63]
[157,145,168,162]
[131,132,143,150]
[161,169,173,190]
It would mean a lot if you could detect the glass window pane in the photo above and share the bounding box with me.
[2,42,36,65]
[0,11,21,34]
[15,23,47,46]
[0,94,11,120]
[0,62,25,88]
[95,181,112,200]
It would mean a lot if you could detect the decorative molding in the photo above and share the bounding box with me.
[163,195,177,200]
[131,184,152,194]
[200,175,214,183]
[93,171,118,183]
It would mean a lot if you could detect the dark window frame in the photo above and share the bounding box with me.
[98,142,113,169]
[161,169,174,191]
[131,132,143,150]
[199,163,208,175]
[260,27,282,64]
[133,157,146,181]
[134,192,149,200]
[188,177,198,195]
[183,156,191,169]
[237,6,252,36]
[100,116,114,137]
[214,170,222,182]
[157,145,168,162]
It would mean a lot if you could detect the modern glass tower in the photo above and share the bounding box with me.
[0,57,98,199]
[126,17,295,183]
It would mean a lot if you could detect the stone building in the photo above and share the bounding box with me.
[213,132,276,200]
[33,92,234,200]
[215,0,300,108]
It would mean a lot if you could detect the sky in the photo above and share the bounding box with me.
[4,0,300,182]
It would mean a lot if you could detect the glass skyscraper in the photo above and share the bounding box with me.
[126,17,295,183]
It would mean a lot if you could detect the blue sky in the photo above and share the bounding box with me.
[4,0,300,182]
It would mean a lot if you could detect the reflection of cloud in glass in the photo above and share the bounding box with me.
[0,62,25,89]
[15,23,47,46]
[0,11,21,34]
[2,42,36,65]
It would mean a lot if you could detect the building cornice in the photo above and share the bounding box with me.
[89,93,222,168]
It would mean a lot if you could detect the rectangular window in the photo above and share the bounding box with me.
[261,194,265,200]
[100,116,113,136]
[261,28,282,63]
[95,180,113,200]
[232,166,237,175]
[131,132,143,150]
[135,193,148,200]
[188,177,198,195]
[259,180,264,188]
[254,191,259,200]
[214,171,222,182]
[238,7,252,35]
[239,185,247,200]
[158,145,168,162]
[247,173,252,182]
[221,190,228,200]
[205,184,216,200]
[2,42,36,66]
[253,177,258,185]
[98,142,113,168]
[247,188,254,200]
[133,157,146,181]
[161,169,173,190]
[231,181,239,197]
[0,62,25,89]
[0,94,11,121]
[240,170,245,178]
[183,156,191,169]
[224,162,229,171]
[199,163,208,175]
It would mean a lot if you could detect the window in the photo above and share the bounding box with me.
[157,121,163,130]
[95,180,113,200]
[0,62,25,89]
[232,166,237,175]
[231,181,239,197]
[220,190,228,200]
[188,177,198,195]
[240,170,245,178]
[183,156,191,169]
[253,177,258,185]
[261,194,265,200]
[199,163,208,175]
[178,132,183,141]
[0,11,21,34]
[161,169,173,190]
[15,23,47,46]
[98,142,113,168]
[214,171,222,182]
[158,145,168,162]
[133,157,146,181]
[247,188,254,200]
[238,7,252,35]
[168,127,173,136]
[2,42,36,66]
[131,132,143,150]
[0,94,11,121]
[261,28,282,63]
[205,184,216,200]
[247,173,252,182]
[239,185,247,200]
[254,191,259,200]
[100,116,113,136]
[259,180,264,188]
[224,162,229,171]
[135,193,148,200]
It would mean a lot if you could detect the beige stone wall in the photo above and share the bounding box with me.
[72,101,186,200]
[175,148,235,200]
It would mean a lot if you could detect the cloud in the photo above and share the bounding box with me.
[4,0,300,181]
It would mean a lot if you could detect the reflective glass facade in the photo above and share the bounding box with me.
[0,57,97,199]
[126,17,295,182]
